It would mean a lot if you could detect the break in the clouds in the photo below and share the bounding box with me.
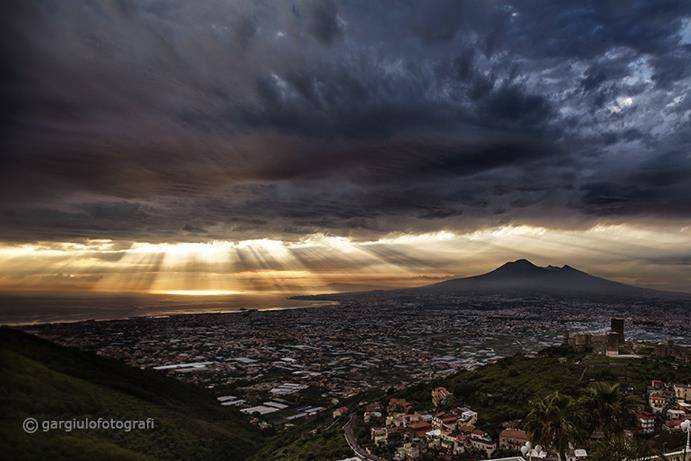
[1,226,690,294]
[2,0,691,242]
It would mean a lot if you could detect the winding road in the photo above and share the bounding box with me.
[342,414,383,461]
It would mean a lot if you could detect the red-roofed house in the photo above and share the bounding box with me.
[664,418,683,432]
[639,412,655,434]
[332,406,349,419]
[499,428,530,451]
[649,392,667,413]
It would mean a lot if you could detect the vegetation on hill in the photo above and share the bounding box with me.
[249,387,385,461]
[397,346,691,434]
[250,419,351,461]
[391,346,689,458]
[0,328,264,461]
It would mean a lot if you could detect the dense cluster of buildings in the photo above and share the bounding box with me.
[645,380,691,433]
[24,299,571,427]
[352,377,691,461]
[357,389,594,461]
[363,392,497,460]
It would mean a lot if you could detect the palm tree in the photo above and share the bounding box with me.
[579,382,638,439]
[589,436,662,461]
[524,392,580,461]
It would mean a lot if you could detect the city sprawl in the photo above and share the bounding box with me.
[24,295,691,437]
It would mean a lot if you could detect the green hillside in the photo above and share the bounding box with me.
[250,419,351,461]
[0,328,265,461]
[397,346,691,436]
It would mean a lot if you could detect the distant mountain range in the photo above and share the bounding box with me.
[301,259,683,299]
[415,259,664,297]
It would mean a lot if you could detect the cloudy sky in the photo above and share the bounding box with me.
[1,0,690,294]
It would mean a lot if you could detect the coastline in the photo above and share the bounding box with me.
[0,292,340,326]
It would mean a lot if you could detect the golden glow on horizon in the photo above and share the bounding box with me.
[0,224,689,294]
[151,289,244,296]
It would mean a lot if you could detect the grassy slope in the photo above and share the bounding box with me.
[249,388,386,461]
[0,328,264,461]
[251,420,352,461]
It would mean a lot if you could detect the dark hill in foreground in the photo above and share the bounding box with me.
[0,328,264,461]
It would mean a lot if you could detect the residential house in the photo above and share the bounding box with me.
[666,409,686,421]
[649,392,667,413]
[432,387,451,407]
[364,410,382,423]
[332,406,349,419]
[389,398,413,414]
[499,428,530,452]
[372,427,388,445]
[466,428,497,458]
[566,449,588,461]
[639,412,655,434]
[673,384,691,402]
[395,442,420,460]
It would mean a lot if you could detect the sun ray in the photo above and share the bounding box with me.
[0,224,689,294]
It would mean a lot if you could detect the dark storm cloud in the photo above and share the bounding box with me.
[1,0,690,242]
[580,148,691,216]
[300,0,342,44]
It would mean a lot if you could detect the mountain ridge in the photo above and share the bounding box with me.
[420,258,658,296]
[296,259,687,299]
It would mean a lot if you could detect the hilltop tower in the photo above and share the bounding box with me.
[611,318,625,344]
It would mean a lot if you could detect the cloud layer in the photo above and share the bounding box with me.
[2,0,691,242]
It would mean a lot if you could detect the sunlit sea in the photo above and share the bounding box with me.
[0,292,335,325]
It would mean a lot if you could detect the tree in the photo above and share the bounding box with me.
[589,437,666,461]
[453,382,476,400]
[578,382,637,438]
[523,392,580,461]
